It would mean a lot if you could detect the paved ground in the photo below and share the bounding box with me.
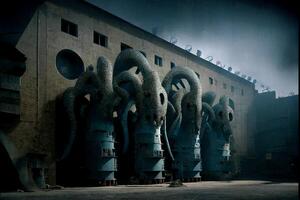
[0,180,298,200]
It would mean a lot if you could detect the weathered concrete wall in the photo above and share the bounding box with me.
[10,1,256,184]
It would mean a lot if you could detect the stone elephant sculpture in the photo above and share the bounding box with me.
[113,49,173,183]
[162,66,207,181]
[200,92,235,180]
[56,57,120,186]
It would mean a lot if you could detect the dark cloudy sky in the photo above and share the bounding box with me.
[88,0,298,97]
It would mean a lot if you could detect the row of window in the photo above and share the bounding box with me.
[62,18,109,47]
[61,18,175,68]
[61,18,245,96]
[209,76,244,95]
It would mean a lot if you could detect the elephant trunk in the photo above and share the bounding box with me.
[202,102,216,122]
[162,66,201,96]
[97,56,113,94]
[113,49,152,78]
[60,87,77,161]
[113,70,143,111]
[120,99,135,154]
[162,117,174,161]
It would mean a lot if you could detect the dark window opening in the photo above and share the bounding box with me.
[154,55,163,66]
[209,77,213,85]
[94,31,108,47]
[241,89,244,96]
[231,86,234,93]
[223,83,227,89]
[61,19,78,37]
[121,43,132,51]
[171,62,175,69]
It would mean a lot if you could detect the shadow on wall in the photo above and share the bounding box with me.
[0,142,22,192]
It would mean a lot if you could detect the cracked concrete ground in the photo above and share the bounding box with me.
[0,180,298,200]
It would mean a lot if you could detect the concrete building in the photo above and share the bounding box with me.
[253,91,298,179]
[0,0,256,184]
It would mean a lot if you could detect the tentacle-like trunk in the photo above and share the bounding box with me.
[202,102,216,122]
[162,66,201,96]
[113,49,153,78]
[113,70,143,111]
[120,99,135,154]
[162,117,174,161]
[202,91,216,106]
[60,87,77,161]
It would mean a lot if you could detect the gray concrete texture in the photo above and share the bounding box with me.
[0,180,298,200]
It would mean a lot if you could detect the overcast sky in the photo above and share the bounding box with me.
[88,0,298,97]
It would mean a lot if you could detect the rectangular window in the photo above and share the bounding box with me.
[231,86,234,93]
[170,62,175,69]
[61,19,78,37]
[209,77,213,85]
[241,89,244,96]
[121,43,132,51]
[94,31,108,47]
[154,55,163,66]
[223,83,227,89]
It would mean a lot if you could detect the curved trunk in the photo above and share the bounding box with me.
[113,71,143,111]
[162,66,201,96]
[60,87,77,161]
[202,102,216,122]
[113,49,153,78]
[202,91,216,106]
[120,99,135,154]
[162,117,174,161]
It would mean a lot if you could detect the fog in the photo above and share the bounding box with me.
[88,0,298,97]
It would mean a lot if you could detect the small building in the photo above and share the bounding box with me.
[254,91,298,179]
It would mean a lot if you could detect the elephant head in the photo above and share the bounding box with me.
[201,92,235,179]
[212,95,234,143]
[114,49,168,128]
[162,66,202,137]
[113,49,173,181]
[162,66,203,180]
[58,56,120,184]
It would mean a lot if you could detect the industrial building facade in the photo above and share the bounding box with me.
[0,0,256,184]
